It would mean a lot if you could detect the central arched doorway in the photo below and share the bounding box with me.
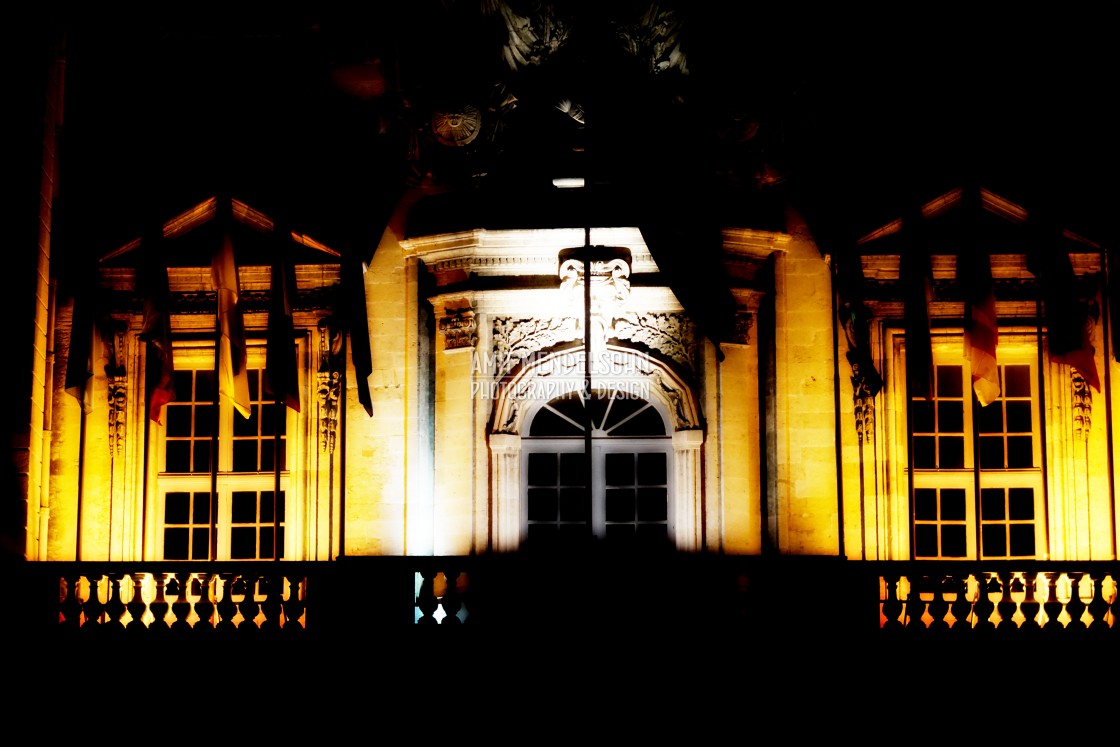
[521,390,672,550]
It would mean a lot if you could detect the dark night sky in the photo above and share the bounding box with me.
[47,4,1117,274]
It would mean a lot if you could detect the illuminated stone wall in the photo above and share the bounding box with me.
[770,214,841,555]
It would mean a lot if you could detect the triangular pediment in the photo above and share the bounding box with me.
[854,187,1100,256]
[99,196,341,268]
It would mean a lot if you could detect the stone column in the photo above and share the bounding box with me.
[673,429,704,551]
[489,433,521,551]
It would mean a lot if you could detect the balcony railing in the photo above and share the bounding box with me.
[4,556,1116,646]
[878,561,1118,638]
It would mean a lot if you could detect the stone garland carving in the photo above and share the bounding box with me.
[438,308,478,350]
[316,321,343,454]
[611,312,696,371]
[491,316,581,379]
[851,374,875,444]
[1072,369,1091,439]
[105,321,128,456]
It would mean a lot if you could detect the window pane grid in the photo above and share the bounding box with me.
[230,490,285,560]
[163,491,211,560]
[911,365,965,469]
[232,369,286,473]
[604,453,668,542]
[159,350,293,561]
[913,487,968,559]
[980,487,1036,559]
[526,453,590,538]
[911,354,1041,561]
[977,364,1034,469]
[164,370,215,474]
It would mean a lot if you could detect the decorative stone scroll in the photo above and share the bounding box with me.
[1072,369,1091,439]
[316,321,343,454]
[438,307,478,350]
[649,370,695,430]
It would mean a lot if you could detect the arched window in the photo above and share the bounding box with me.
[521,389,672,550]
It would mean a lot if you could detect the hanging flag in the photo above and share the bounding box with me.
[266,236,301,412]
[342,249,374,417]
[962,250,1000,405]
[138,233,176,423]
[834,248,884,397]
[1110,246,1120,364]
[64,286,96,415]
[212,230,251,418]
[959,189,1000,406]
[1027,215,1101,392]
[901,211,934,400]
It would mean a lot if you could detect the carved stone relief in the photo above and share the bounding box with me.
[438,307,478,350]
[491,316,581,379]
[612,312,696,371]
[559,254,633,350]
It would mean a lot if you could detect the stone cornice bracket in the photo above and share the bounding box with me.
[1072,369,1091,439]
[731,310,754,346]
[438,302,478,351]
[316,320,343,454]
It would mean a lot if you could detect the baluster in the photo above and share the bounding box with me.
[232,575,259,639]
[1107,573,1119,639]
[169,572,193,638]
[103,573,127,638]
[81,574,106,636]
[947,573,973,636]
[125,574,150,636]
[59,573,83,635]
[926,575,951,635]
[1042,572,1065,637]
[880,573,904,633]
[1065,572,1087,637]
[439,569,464,625]
[281,575,307,636]
[1084,571,1112,637]
[258,574,283,637]
[416,568,439,626]
[995,572,1020,635]
[149,573,171,637]
[901,575,924,635]
[971,573,997,635]
[215,573,238,637]
[193,573,216,639]
[1018,571,1042,639]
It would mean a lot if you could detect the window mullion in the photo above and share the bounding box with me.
[970,374,983,560]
